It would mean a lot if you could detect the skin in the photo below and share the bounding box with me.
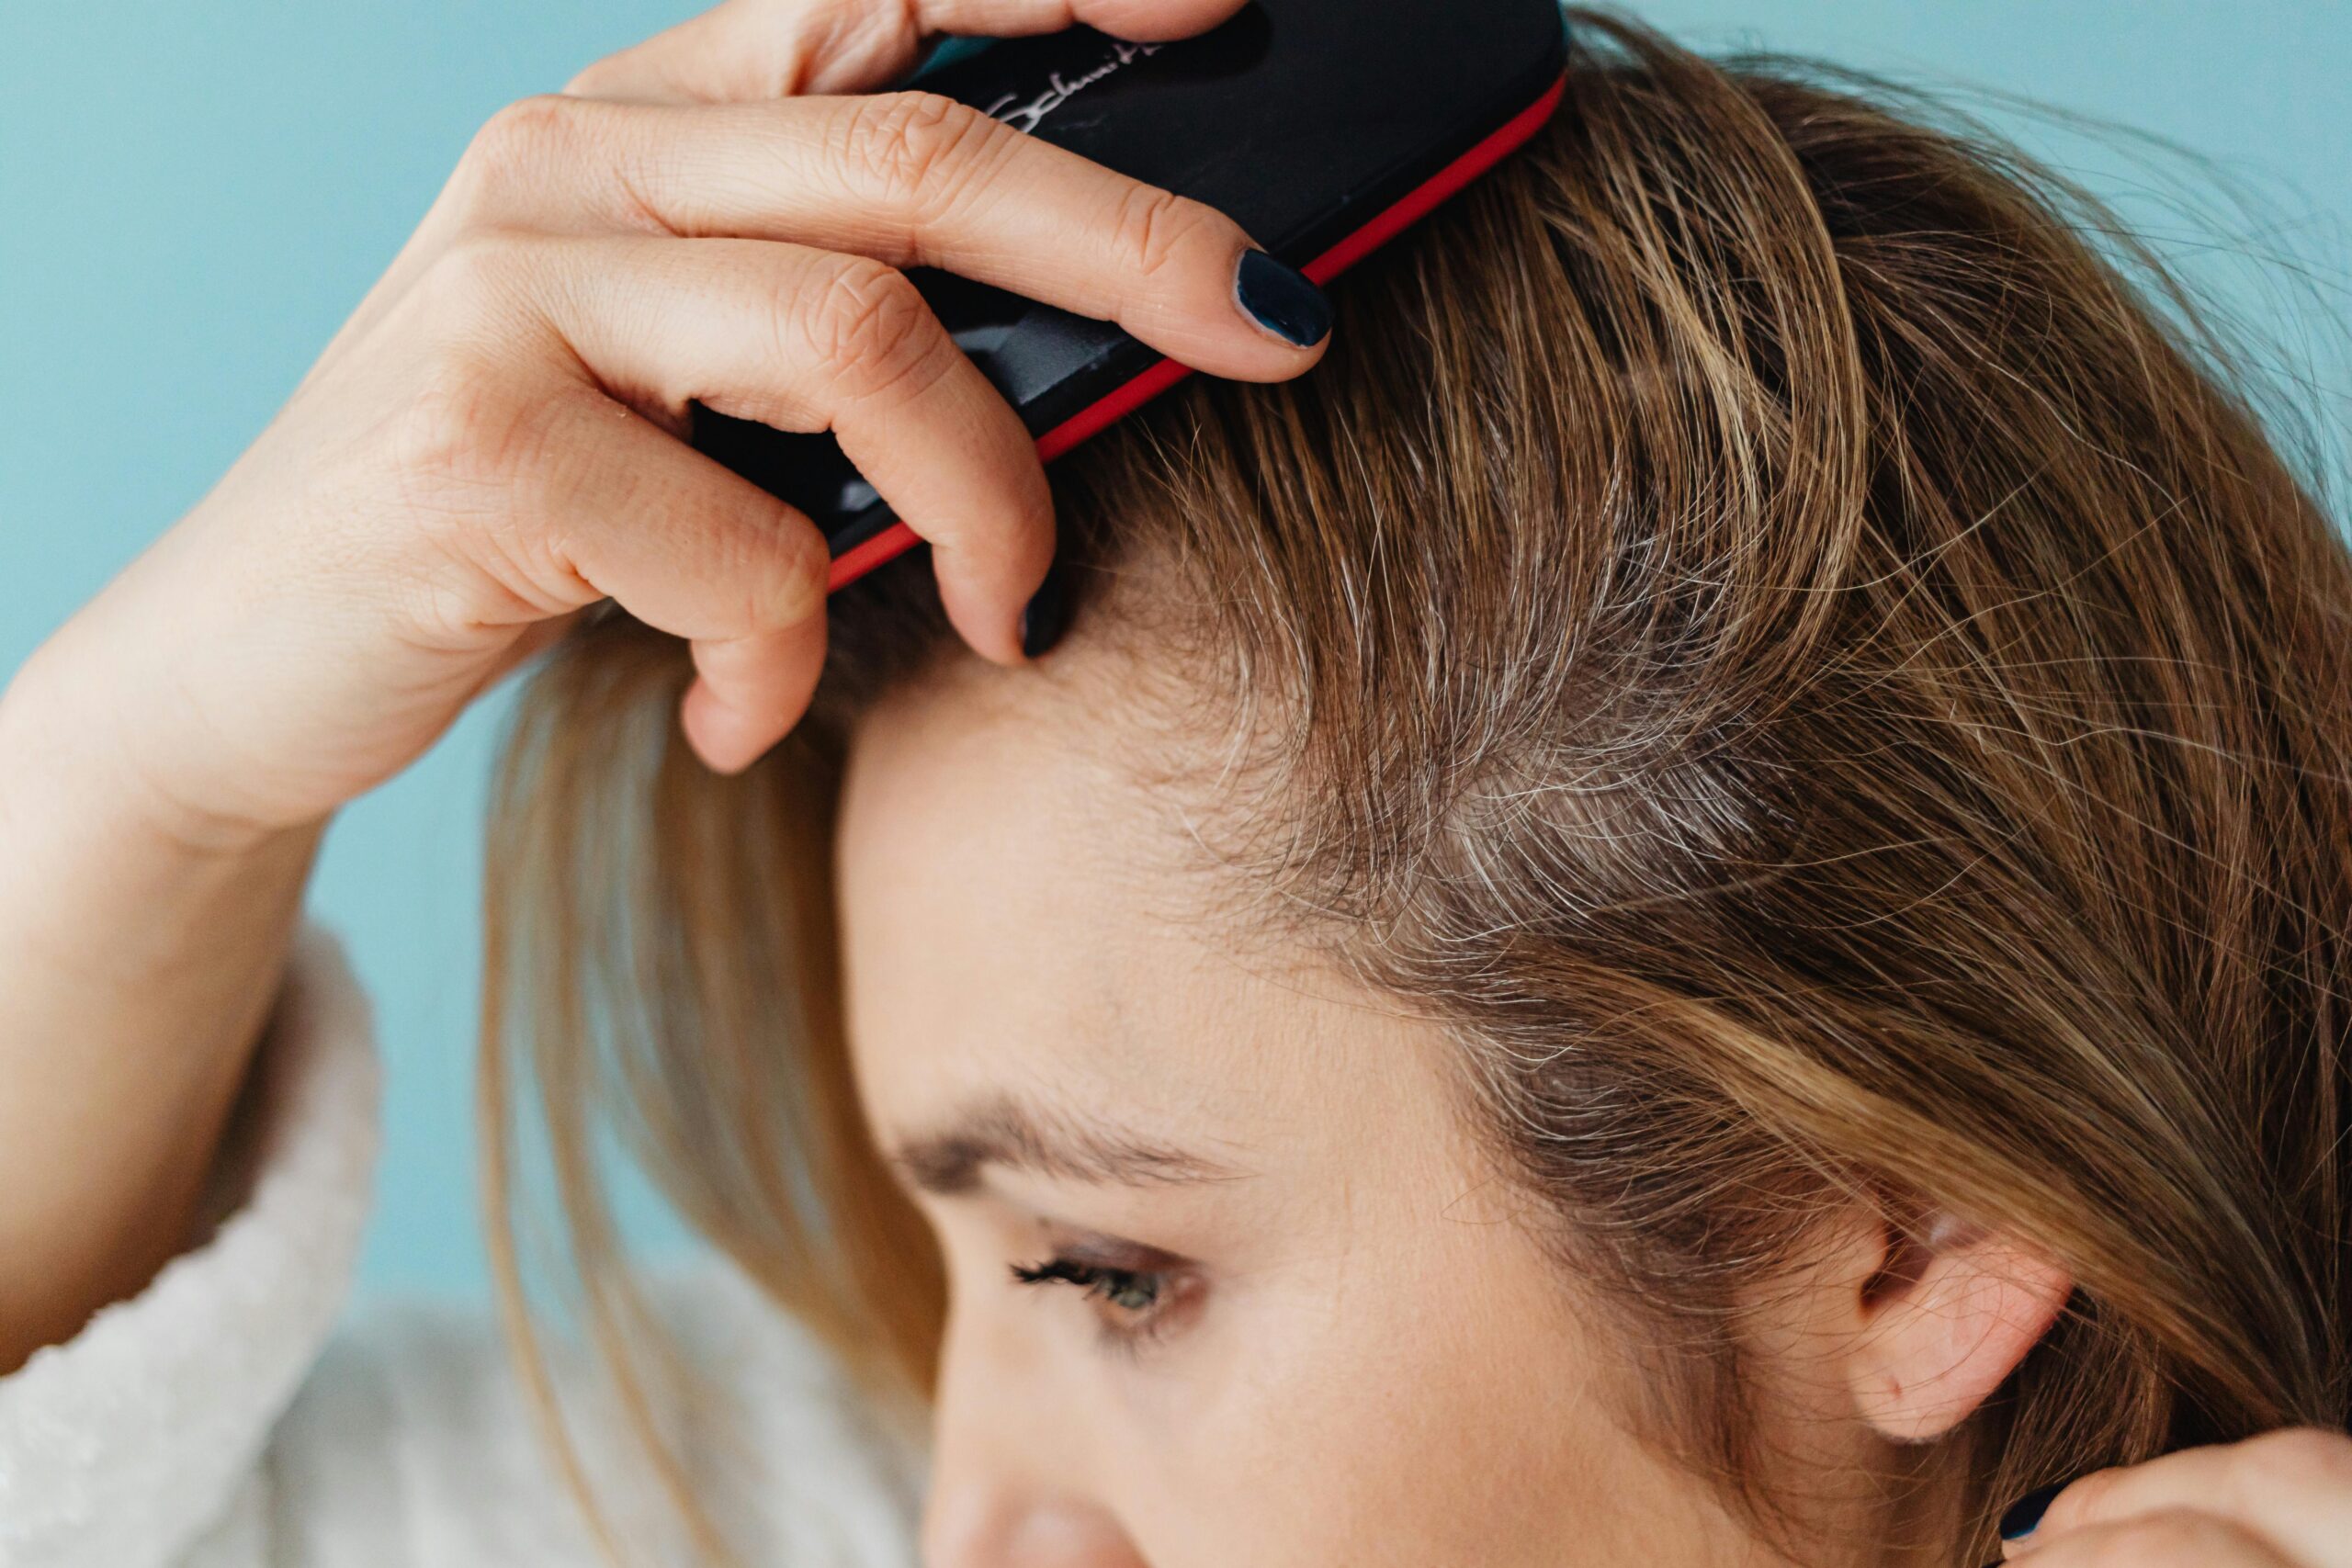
[832,639,2072,1567]
[836,648,1746,1566]
[0,0,1325,1373]
[2,0,2346,1562]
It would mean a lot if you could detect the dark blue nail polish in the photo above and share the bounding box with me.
[1235,248,1332,347]
[1997,1481,2067,1542]
[1019,557,1069,659]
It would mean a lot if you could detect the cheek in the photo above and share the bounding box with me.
[1102,1214,1677,1567]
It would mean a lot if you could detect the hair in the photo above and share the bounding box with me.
[479,10,2352,1564]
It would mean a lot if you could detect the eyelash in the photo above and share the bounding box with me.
[1010,1256,1181,1350]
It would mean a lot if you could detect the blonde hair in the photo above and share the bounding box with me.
[481,12,2352,1563]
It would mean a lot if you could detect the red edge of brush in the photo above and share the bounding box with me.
[826,71,1571,593]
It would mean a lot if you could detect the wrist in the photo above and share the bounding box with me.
[0,637,325,868]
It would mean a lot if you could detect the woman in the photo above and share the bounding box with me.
[1,1,2346,1564]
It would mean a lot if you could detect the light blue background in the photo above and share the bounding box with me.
[3,3,2346,1303]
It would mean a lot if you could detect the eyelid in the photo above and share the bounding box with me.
[1042,1230,1191,1274]
[1012,1229,1205,1354]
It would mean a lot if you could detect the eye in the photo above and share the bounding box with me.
[1010,1253,1191,1349]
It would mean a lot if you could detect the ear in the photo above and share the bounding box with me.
[1829,1209,2075,1443]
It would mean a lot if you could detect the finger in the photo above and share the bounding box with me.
[564,0,1252,105]
[410,355,839,771]
[2007,1510,2295,1568]
[2012,1431,2352,1566]
[537,396,834,772]
[448,89,1333,381]
[525,231,1056,664]
[681,604,831,774]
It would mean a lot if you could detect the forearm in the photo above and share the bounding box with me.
[0,648,324,1372]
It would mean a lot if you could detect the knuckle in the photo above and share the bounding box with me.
[801,257,944,398]
[450,92,623,220]
[372,388,593,641]
[834,89,993,210]
[2044,1466,2119,1533]
[2237,1427,2352,1498]
[764,506,833,624]
[560,56,624,97]
[2083,1514,2247,1568]
[461,93,576,185]
[386,341,561,507]
[389,344,511,482]
[407,232,542,362]
[424,229,533,311]
[1110,182,1216,282]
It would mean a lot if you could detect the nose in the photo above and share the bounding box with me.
[920,1297,1148,1568]
[922,1489,1149,1568]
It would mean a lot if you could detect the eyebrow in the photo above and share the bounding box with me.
[888,1094,1246,1196]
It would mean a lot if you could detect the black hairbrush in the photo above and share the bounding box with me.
[689,0,1572,592]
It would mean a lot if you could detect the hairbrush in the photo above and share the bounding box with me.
[689,0,1572,592]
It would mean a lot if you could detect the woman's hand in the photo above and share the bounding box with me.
[0,0,1327,1371]
[23,0,1326,840]
[1999,1427,2352,1565]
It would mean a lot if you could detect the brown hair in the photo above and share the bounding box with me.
[481,11,2352,1563]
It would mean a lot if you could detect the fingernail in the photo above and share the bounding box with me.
[1234,247,1332,347]
[1019,556,1069,660]
[1997,1481,2067,1543]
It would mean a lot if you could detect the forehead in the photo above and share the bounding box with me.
[829,646,1456,1172]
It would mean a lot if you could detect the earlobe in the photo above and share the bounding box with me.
[1844,1213,2074,1443]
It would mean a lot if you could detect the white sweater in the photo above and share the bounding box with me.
[0,923,928,1568]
